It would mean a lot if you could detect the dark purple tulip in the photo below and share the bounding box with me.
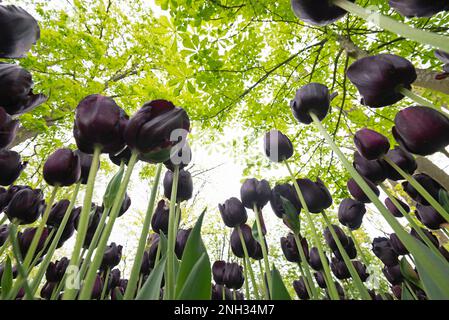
[353,151,386,184]
[211,284,233,300]
[264,129,294,162]
[324,224,349,251]
[354,129,390,160]
[74,204,103,249]
[163,169,193,202]
[100,242,123,270]
[415,204,445,230]
[40,281,57,300]
[164,142,192,172]
[290,0,354,26]
[45,257,69,283]
[140,252,151,276]
[0,185,30,210]
[270,183,301,219]
[108,268,121,290]
[389,0,449,17]
[330,257,350,280]
[352,261,369,282]
[383,264,403,285]
[0,63,47,116]
[309,247,327,271]
[280,233,309,263]
[124,100,190,163]
[219,197,247,228]
[175,228,191,259]
[147,233,160,268]
[393,106,449,156]
[43,148,81,187]
[293,277,309,300]
[333,281,346,300]
[296,178,332,213]
[47,199,73,227]
[389,233,408,256]
[402,173,444,206]
[75,150,96,185]
[74,94,128,154]
[410,228,439,248]
[0,150,27,186]
[109,147,132,167]
[347,177,379,204]
[90,274,104,300]
[18,227,50,259]
[230,224,256,258]
[314,271,327,288]
[117,193,131,217]
[338,198,366,230]
[290,83,330,124]
[223,262,244,290]
[6,188,45,225]
[0,224,9,246]
[391,285,402,300]
[347,54,417,108]
[250,240,264,261]
[384,197,409,218]
[240,178,271,210]
[372,237,398,267]
[0,107,19,149]
[111,279,127,300]
[212,260,226,285]
[382,147,417,181]
[333,237,357,260]
[151,199,170,234]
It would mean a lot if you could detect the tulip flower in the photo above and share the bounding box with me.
[290,83,331,124]
[111,279,127,300]
[117,193,131,217]
[74,94,128,154]
[240,178,271,210]
[250,240,264,261]
[40,281,57,300]
[124,99,190,163]
[223,262,244,290]
[230,224,256,258]
[89,274,104,300]
[382,147,417,181]
[309,247,327,271]
[100,242,123,270]
[352,261,369,282]
[75,150,97,185]
[211,284,233,300]
[164,142,192,172]
[140,252,151,277]
[347,177,380,204]
[402,173,445,206]
[415,204,445,230]
[392,106,449,156]
[333,237,357,260]
[0,150,27,186]
[384,197,409,218]
[270,183,301,219]
[293,277,310,300]
[0,107,19,149]
[74,204,103,249]
[175,228,191,259]
[212,260,226,285]
[6,188,45,225]
[108,269,121,290]
[47,199,79,227]
[324,224,349,251]
[151,199,170,234]
[410,228,440,248]
[354,129,390,160]
[0,224,9,246]
[43,148,81,187]
[0,63,47,116]
[219,197,248,228]
[0,185,30,211]
[314,271,327,288]
[46,257,69,283]
[147,234,160,268]
[389,0,449,17]
[338,198,366,230]
[163,169,193,202]
[353,152,386,184]
[264,129,294,162]
[382,264,403,285]
[372,237,398,266]
[330,257,351,280]
[296,178,332,213]
[280,233,309,263]
[109,147,132,166]
[18,227,50,259]
[389,233,408,256]
[290,0,354,26]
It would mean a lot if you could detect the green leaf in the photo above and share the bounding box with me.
[136,256,167,300]
[439,189,449,213]
[1,257,13,299]
[113,287,124,300]
[399,257,423,290]
[103,165,125,209]
[176,253,211,300]
[280,196,301,234]
[251,221,261,244]
[270,266,291,300]
[401,283,415,300]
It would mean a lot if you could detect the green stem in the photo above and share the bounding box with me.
[124,163,162,300]
[285,161,340,300]
[100,268,110,300]
[77,151,138,300]
[0,215,8,225]
[242,257,250,299]
[237,226,260,299]
[258,260,268,299]
[253,204,272,299]
[405,281,418,300]
[333,0,449,52]
[293,233,318,299]
[347,229,369,267]
[397,87,440,111]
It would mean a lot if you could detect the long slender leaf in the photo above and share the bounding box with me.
[176,253,211,300]
[270,266,291,300]
[136,256,167,300]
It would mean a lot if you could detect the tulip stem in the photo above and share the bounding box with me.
[382,156,449,224]
[397,87,440,111]
[292,233,318,299]
[346,229,369,267]
[242,257,250,299]
[404,281,418,300]
[124,163,162,300]
[253,204,272,299]
[237,226,260,299]
[285,161,340,300]
[101,268,110,300]
[258,260,268,299]
[0,215,7,225]
[332,0,449,52]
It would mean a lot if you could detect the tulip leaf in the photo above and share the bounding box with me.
[280,196,301,234]
[176,253,211,300]
[139,148,172,164]
[399,257,423,290]
[251,221,261,245]
[103,165,125,210]
[439,189,449,213]
[113,287,124,300]
[401,283,415,301]
[159,231,168,258]
[1,257,13,299]
[270,265,291,300]
[136,256,167,300]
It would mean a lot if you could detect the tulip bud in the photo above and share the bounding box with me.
[74,149,97,185]
[338,198,366,230]
[382,147,417,181]
[240,178,271,210]
[280,233,309,263]
[0,107,19,149]
[296,178,332,213]
[309,247,327,271]
[354,129,390,160]
[18,227,50,259]
[389,0,449,17]
[410,228,440,248]
[40,281,57,300]
[402,173,445,206]
[263,129,294,162]
[347,177,380,204]
[117,193,131,217]
[74,94,128,154]
[111,279,127,300]
[90,274,104,300]
[100,242,123,270]
[353,260,369,282]
[0,187,8,211]
[151,199,170,234]
[175,228,191,259]
[384,197,409,218]
[0,63,47,116]
[6,188,45,225]
[330,257,350,280]
[393,106,449,155]
[223,262,244,290]
[270,183,301,219]
[389,233,408,256]
[293,277,309,300]
[43,148,81,187]
[109,147,132,167]
[333,237,357,260]
[347,54,417,108]
[372,237,398,267]
[163,169,193,202]
[108,268,121,290]
[230,224,256,258]
[138,251,151,277]
[353,151,386,184]
[290,83,331,124]
[290,0,353,26]
[47,199,78,227]
[324,224,349,251]
[0,150,27,186]
[164,142,192,172]
[314,271,327,289]
[250,239,264,261]
[383,264,403,285]
[147,234,160,268]
[415,204,445,230]
[212,260,226,285]
[46,257,69,283]
[219,197,247,228]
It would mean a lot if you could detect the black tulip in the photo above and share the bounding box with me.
[74,204,103,249]
[250,240,264,261]
[0,150,27,186]
[90,274,104,300]
[151,199,170,234]
[40,281,57,300]
[75,150,96,185]
[117,193,131,217]
[175,228,191,259]
[280,233,308,263]
[230,224,256,258]
[43,148,81,187]
[147,234,160,268]
[0,107,19,149]
[402,173,444,206]
[309,247,327,271]
[330,257,350,280]
[314,271,327,289]
[290,83,331,124]
[211,284,233,301]
[18,227,50,259]
[324,224,349,251]
[415,204,445,230]
[383,264,403,285]
[352,260,369,282]
[164,142,192,172]
[240,178,271,210]
[338,198,366,230]
[0,185,30,210]
[223,262,244,290]
[219,197,247,228]
[263,129,294,162]
[381,147,417,181]
[347,54,417,108]
[333,237,357,260]
[100,242,123,270]
[372,237,398,267]
[163,169,193,202]
[410,228,440,248]
[111,279,127,300]
[47,199,78,227]
[389,0,449,17]
[109,147,132,167]
[140,252,151,276]
[353,151,387,184]
[389,233,408,256]
[270,183,301,219]
[296,178,332,213]
[212,260,226,285]
[290,0,354,26]
[354,129,390,160]
[391,285,402,300]
[293,277,309,300]
[0,187,8,211]
[384,197,409,218]
[0,224,9,246]
[6,188,45,225]
[347,177,379,204]
[108,268,121,290]
[45,257,69,283]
